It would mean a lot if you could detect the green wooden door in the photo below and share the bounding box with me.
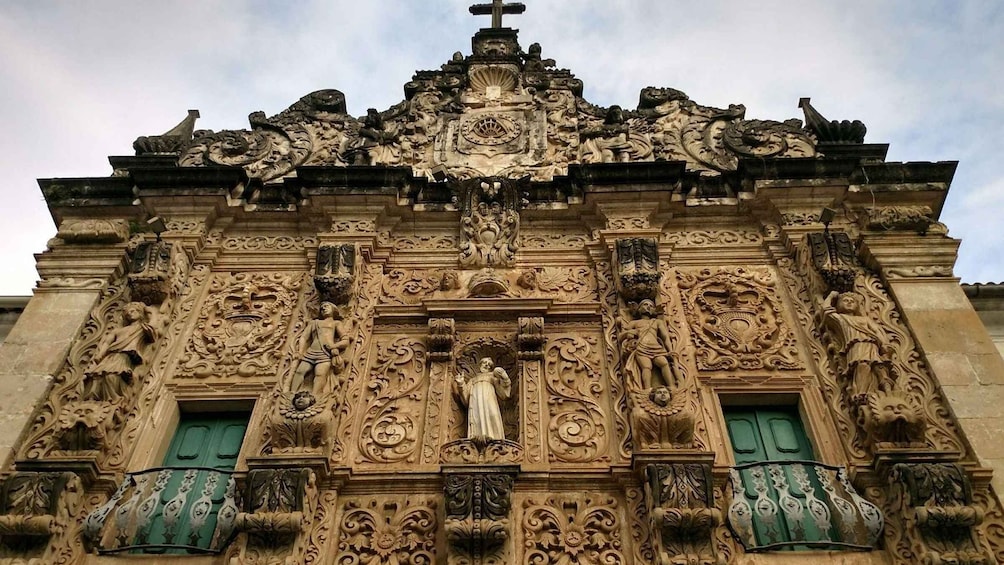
[137,413,247,554]
[725,406,833,549]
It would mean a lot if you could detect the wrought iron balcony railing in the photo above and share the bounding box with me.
[727,460,883,552]
[83,466,239,554]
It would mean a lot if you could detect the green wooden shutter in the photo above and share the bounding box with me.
[137,413,247,554]
[725,406,834,549]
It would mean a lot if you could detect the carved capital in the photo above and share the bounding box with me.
[444,472,514,549]
[427,317,456,362]
[644,463,721,565]
[233,468,319,561]
[806,230,858,293]
[614,237,660,302]
[517,316,544,360]
[314,244,356,304]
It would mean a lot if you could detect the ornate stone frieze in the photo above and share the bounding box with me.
[890,463,994,565]
[55,218,130,244]
[663,229,763,247]
[859,205,936,233]
[314,244,355,305]
[220,235,319,251]
[677,267,802,371]
[644,463,721,565]
[614,238,660,303]
[380,266,596,305]
[458,177,524,268]
[521,493,624,565]
[445,472,514,565]
[176,272,302,379]
[335,496,438,565]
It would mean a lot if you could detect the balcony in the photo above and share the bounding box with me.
[727,460,884,551]
[83,467,239,554]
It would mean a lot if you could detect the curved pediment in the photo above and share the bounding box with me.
[170,28,817,184]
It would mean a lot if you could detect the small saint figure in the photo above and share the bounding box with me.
[289,302,353,396]
[581,105,633,163]
[619,299,680,391]
[83,302,163,403]
[455,357,511,441]
[820,291,896,404]
[351,108,398,165]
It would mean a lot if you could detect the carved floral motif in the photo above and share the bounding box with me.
[335,497,438,565]
[521,494,624,565]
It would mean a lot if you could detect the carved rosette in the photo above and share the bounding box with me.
[644,463,721,565]
[177,272,302,379]
[445,473,514,565]
[890,463,994,565]
[677,267,802,371]
[457,177,524,268]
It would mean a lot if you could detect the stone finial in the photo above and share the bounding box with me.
[133,109,200,155]
[798,97,866,144]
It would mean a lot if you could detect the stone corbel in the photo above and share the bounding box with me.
[644,463,722,565]
[858,205,939,234]
[55,218,131,245]
[428,317,456,363]
[127,239,176,305]
[614,237,661,303]
[517,316,544,361]
[444,470,515,565]
[806,229,858,293]
[232,468,318,563]
[890,463,994,565]
[0,472,82,557]
[314,244,355,304]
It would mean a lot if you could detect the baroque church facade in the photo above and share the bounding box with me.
[2,4,1003,564]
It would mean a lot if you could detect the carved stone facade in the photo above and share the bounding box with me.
[2,7,1003,565]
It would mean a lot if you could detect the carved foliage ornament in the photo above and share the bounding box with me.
[357,337,428,464]
[314,244,355,305]
[807,230,858,294]
[522,494,624,565]
[644,464,721,565]
[336,497,437,565]
[677,267,802,371]
[234,468,316,549]
[615,238,660,303]
[178,272,302,379]
[544,335,609,463]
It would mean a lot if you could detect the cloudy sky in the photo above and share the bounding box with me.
[1,1,1001,295]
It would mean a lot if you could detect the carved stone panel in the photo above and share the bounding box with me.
[176,272,303,379]
[520,493,625,564]
[335,496,438,565]
[677,267,802,371]
[445,472,514,565]
[543,333,610,464]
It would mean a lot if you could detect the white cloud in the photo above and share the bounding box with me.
[0,0,1002,293]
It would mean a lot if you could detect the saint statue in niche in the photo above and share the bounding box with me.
[83,301,164,403]
[455,357,512,441]
[820,291,896,404]
[289,302,354,396]
[619,299,680,391]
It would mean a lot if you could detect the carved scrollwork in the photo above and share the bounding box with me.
[177,272,302,379]
[859,205,936,233]
[544,335,609,463]
[677,267,802,371]
[458,177,524,268]
[357,337,428,464]
[522,494,624,565]
[335,496,438,565]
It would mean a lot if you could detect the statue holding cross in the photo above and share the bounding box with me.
[469,0,526,28]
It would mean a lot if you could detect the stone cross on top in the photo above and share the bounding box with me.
[469,0,526,28]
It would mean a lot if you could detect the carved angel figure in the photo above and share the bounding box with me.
[455,357,511,441]
[820,291,896,404]
[289,302,354,396]
[581,105,634,163]
[619,300,680,391]
[83,302,163,403]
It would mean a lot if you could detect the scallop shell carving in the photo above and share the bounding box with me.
[469,65,519,94]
